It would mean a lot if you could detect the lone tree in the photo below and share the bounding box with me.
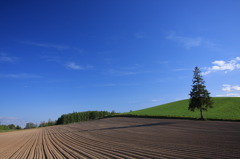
[189,66,213,120]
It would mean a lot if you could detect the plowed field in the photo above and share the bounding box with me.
[0,117,240,158]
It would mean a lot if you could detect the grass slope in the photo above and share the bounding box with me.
[126,97,240,120]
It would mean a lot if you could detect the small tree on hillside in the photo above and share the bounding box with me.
[189,66,213,120]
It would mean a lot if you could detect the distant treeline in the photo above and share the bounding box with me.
[22,111,116,129]
[1,111,115,131]
[56,111,114,125]
[39,119,56,127]
[0,124,22,131]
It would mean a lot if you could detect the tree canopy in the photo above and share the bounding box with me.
[189,66,213,119]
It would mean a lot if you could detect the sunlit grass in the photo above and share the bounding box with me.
[125,97,240,120]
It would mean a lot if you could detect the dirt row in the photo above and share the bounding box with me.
[0,117,240,158]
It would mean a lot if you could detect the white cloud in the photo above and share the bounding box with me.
[232,85,240,91]
[66,62,84,70]
[222,84,240,92]
[0,73,41,79]
[216,93,240,97]
[0,53,17,62]
[213,60,225,66]
[203,57,240,75]
[167,32,202,49]
[216,84,240,97]
[222,84,231,92]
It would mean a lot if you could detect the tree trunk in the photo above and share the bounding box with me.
[200,108,203,120]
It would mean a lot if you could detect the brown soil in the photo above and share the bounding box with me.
[0,117,240,158]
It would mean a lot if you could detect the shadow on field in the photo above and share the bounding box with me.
[80,122,175,132]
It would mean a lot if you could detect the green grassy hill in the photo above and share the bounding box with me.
[125,97,240,120]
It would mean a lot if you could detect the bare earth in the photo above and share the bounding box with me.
[0,117,240,159]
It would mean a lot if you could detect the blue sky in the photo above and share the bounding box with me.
[1,0,240,127]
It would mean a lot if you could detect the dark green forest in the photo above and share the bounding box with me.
[56,111,113,125]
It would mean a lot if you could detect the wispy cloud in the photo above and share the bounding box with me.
[92,83,139,87]
[172,68,191,72]
[157,61,169,65]
[151,99,162,102]
[166,32,219,50]
[108,69,137,76]
[93,83,117,87]
[167,32,202,49]
[20,41,69,50]
[0,53,18,62]
[0,73,41,79]
[203,57,240,75]
[41,55,62,63]
[0,116,26,127]
[107,64,141,76]
[122,64,141,70]
[65,62,84,70]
